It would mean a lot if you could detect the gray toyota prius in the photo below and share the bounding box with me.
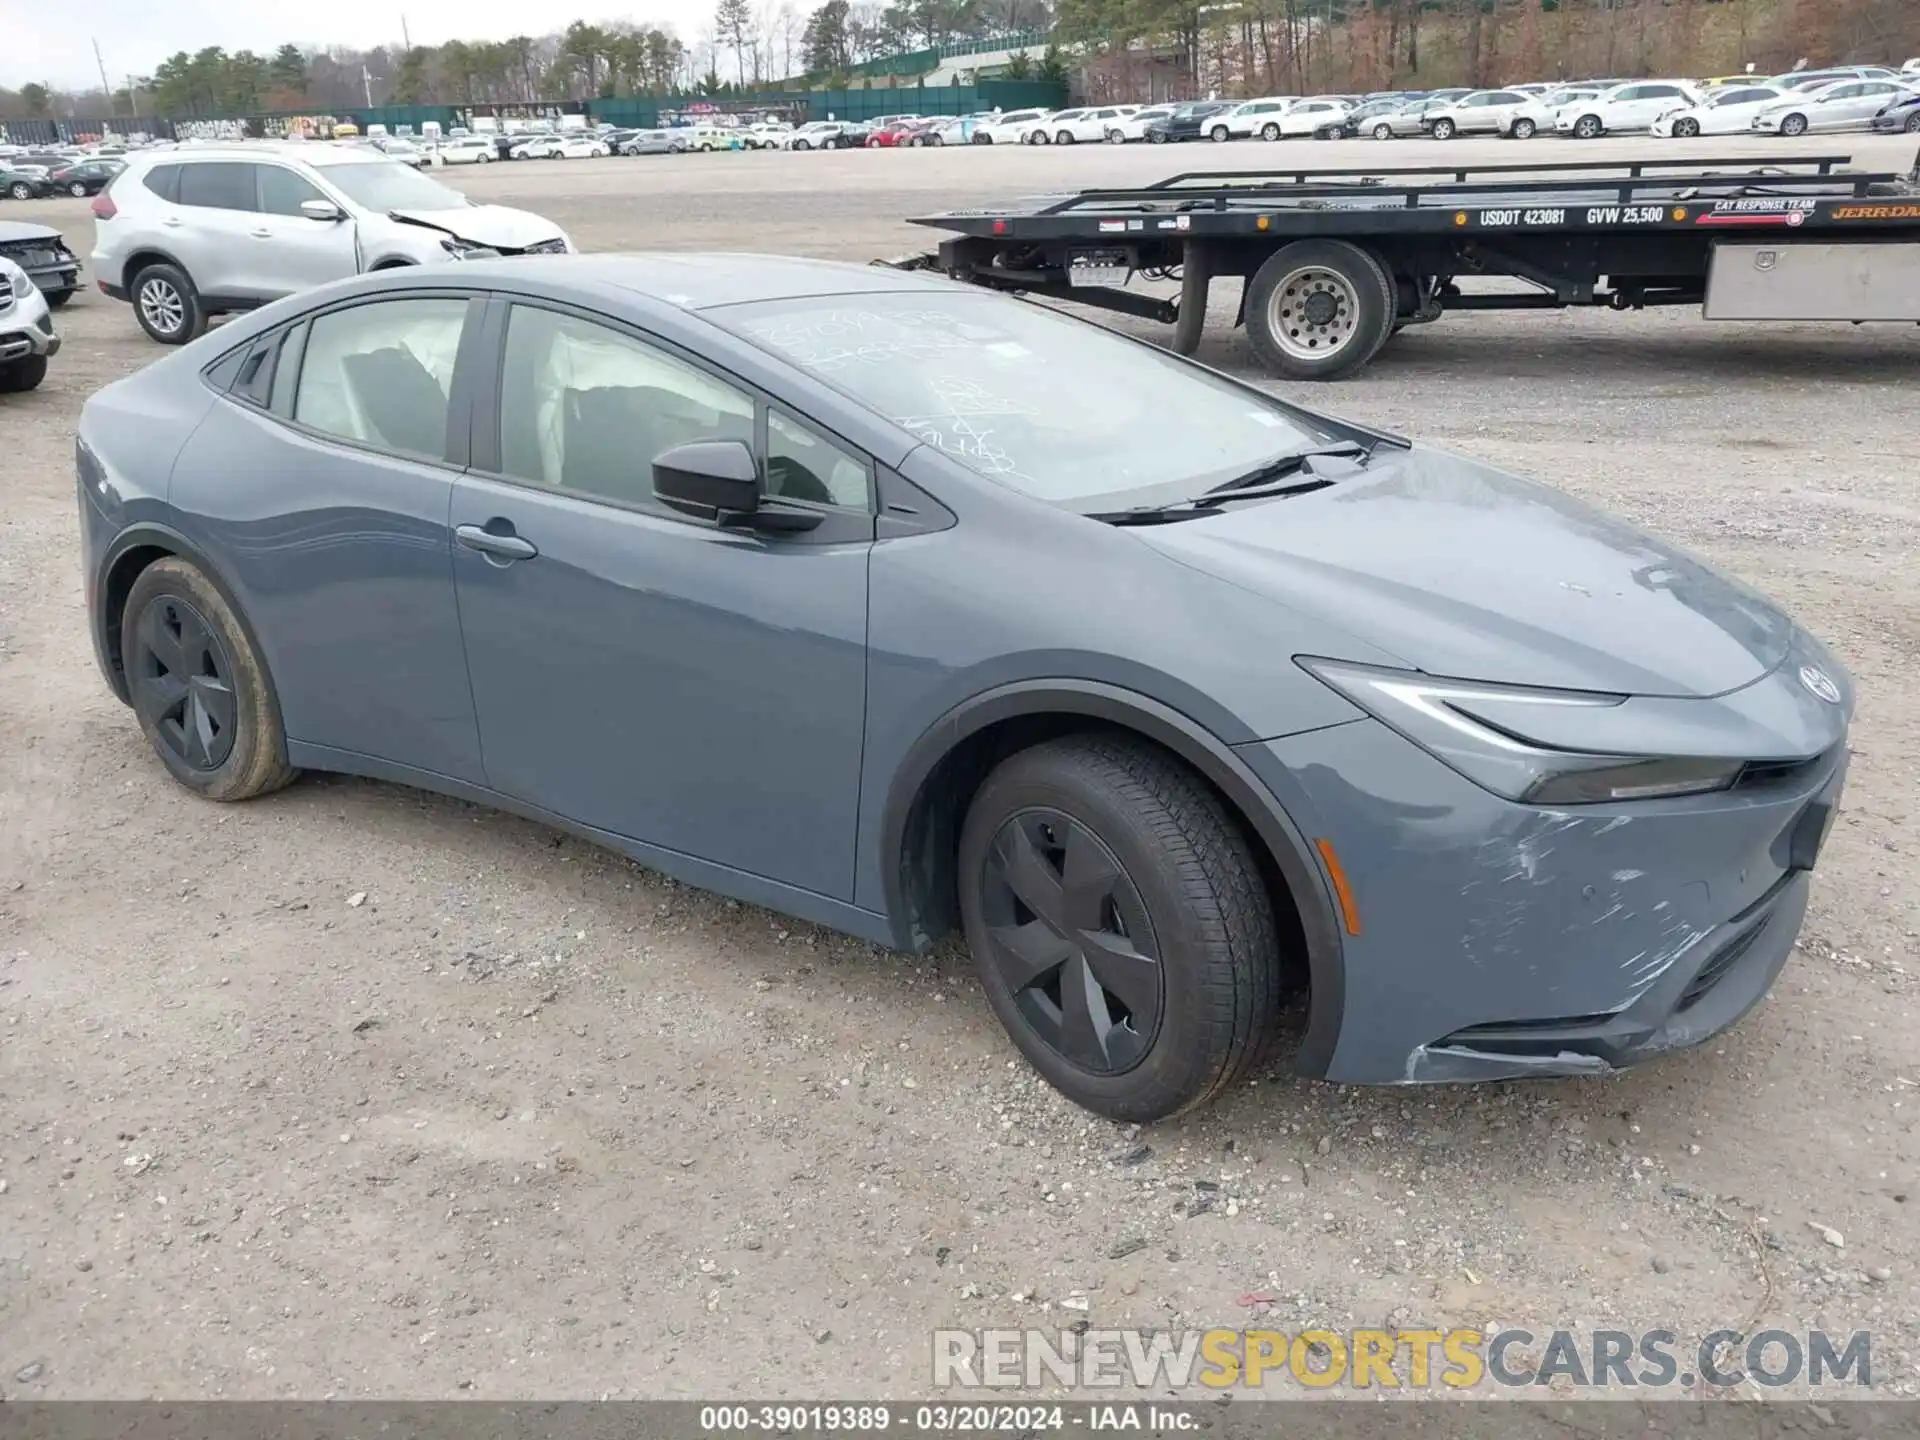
[76,254,1852,1120]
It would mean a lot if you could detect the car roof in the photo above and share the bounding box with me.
[452,252,961,311]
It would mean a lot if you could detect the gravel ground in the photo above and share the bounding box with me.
[0,134,1917,1401]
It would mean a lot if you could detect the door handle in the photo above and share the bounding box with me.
[161,216,181,227]
[250,228,274,239]
[456,523,538,561]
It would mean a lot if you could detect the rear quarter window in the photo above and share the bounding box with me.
[141,164,181,203]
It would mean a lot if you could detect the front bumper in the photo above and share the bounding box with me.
[0,289,60,363]
[1235,640,1851,1085]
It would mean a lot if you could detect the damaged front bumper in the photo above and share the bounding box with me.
[1235,653,1849,1086]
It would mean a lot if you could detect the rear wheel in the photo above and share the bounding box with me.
[958,736,1282,1122]
[1245,238,1397,381]
[131,262,206,345]
[0,355,48,392]
[1106,128,1125,143]
[68,180,90,197]
[1907,112,1920,133]
[121,558,296,802]
[6,181,31,200]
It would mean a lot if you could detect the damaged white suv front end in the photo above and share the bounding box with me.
[0,256,59,392]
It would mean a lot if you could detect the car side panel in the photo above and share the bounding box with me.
[166,398,487,783]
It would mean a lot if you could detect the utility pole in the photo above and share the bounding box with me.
[93,38,115,116]
[401,15,413,52]
[362,65,378,106]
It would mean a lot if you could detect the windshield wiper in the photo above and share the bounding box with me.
[1090,442,1371,526]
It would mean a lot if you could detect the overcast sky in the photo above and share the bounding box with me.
[1,2,704,91]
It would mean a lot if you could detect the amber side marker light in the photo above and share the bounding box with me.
[1315,838,1363,937]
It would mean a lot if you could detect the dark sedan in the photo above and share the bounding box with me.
[77,255,1851,1119]
[47,160,122,197]
[1144,101,1234,142]
[3,166,52,200]
[1869,89,1920,132]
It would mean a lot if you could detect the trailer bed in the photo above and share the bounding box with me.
[897,151,1920,378]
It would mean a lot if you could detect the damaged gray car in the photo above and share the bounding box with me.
[86,142,570,343]
[76,256,1851,1119]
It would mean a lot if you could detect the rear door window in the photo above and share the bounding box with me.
[141,164,181,202]
[176,162,258,212]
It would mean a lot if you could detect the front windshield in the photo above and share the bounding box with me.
[729,292,1335,508]
[323,160,469,211]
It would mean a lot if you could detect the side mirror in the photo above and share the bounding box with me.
[653,439,824,534]
[300,198,344,222]
[654,440,759,521]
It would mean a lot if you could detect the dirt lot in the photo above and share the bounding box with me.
[1,134,1917,1400]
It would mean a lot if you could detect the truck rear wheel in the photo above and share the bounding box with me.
[1245,239,1397,381]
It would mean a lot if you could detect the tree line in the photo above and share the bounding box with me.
[2,0,1911,121]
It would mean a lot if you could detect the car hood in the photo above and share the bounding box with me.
[1134,445,1792,698]
[0,220,63,243]
[389,204,564,249]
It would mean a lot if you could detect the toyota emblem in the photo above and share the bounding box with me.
[1799,665,1841,704]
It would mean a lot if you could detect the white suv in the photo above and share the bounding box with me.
[90,144,571,344]
[1557,80,1703,137]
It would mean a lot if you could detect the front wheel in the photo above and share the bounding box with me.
[1574,114,1603,139]
[1673,117,1700,138]
[0,355,48,392]
[794,139,812,150]
[1260,122,1280,141]
[1056,130,1075,145]
[1149,130,1167,143]
[1244,237,1397,381]
[6,182,31,200]
[68,180,90,197]
[1209,124,1230,142]
[1373,122,1394,139]
[1510,117,1537,139]
[957,736,1282,1122]
[1780,113,1809,137]
[971,132,991,144]
[121,557,297,802]
[1431,118,1456,139]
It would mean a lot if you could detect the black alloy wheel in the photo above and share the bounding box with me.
[131,595,238,772]
[958,736,1284,1121]
[978,808,1164,1075]
[120,558,295,801]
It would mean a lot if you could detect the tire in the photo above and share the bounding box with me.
[1260,122,1280,141]
[1149,130,1167,143]
[0,355,48,392]
[929,133,944,145]
[131,262,205,345]
[1030,131,1049,145]
[1209,124,1230,142]
[957,736,1281,1122]
[1431,117,1456,139]
[68,180,90,197]
[1907,112,1920,134]
[1780,113,1808,137]
[1373,122,1394,139]
[121,557,296,803]
[867,137,883,147]
[1106,129,1125,143]
[971,132,990,144]
[1244,237,1397,381]
[795,139,812,151]
[1673,117,1700,138]
[45,288,73,308]
[1510,117,1537,139]
[7,182,31,200]
[1574,113,1603,139]
[1056,129,1075,145]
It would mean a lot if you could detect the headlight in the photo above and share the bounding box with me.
[1298,658,1744,805]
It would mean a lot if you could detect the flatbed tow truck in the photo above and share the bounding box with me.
[893,148,1920,379]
